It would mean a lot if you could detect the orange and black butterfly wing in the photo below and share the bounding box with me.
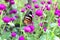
[23,11,32,25]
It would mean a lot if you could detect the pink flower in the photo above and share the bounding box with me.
[34,4,39,8]
[45,5,50,11]
[32,0,37,3]
[35,9,43,16]
[18,36,25,40]
[10,9,17,14]
[2,16,11,23]
[43,27,47,32]
[58,18,60,27]
[40,1,45,5]
[10,17,15,21]
[10,0,15,5]
[54,9,60,15]
[47,0,52,4]
[11,32,16,37]
[58,18,60,23]
[24,26,31,33]
[26,4,31,9]
[39,22,43,27]
[24,25,35,33]
[21,8,25,12]
[58,23,60,26]
[0,4,6,10]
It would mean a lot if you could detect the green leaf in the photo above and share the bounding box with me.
[0,20,4,25]
[40,35,46,40]
[1,32,10,39]
[50,23,57,27]
[52,0,57,3]
[27,36,35,40]
[58,5,60,9]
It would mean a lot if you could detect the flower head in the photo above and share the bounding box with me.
[40,1,45,5]
[15,15,19,18]
[2,16,11,23]
[54,9,60,16]
[35,9,43,16]
[47,0,52,4]
[10,0,15,5]
[21,8,25,12]
[34,4,39,8]
[26,4,31,9]
[45,5,50,11]
[58,23,60,26]
[24,26,31,33]
[39,22,43,27]
[24,25,35,33]
[43,27,47,32]
[29,25,35,33]
[10,9,17,14]
[11,32,16,37]
[10,17,15,21]
[58,18,60,27]
[58,18,60,23]
[54,9,60,15]
[18,36,25,40]
[57,11,60,17]
[0,4,6,10]
[32,0,37,3]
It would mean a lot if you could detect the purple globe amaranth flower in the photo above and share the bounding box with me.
[18,36,25,40]
[57,10,60,17]
[26,4,31,9]
[39,22,43,27]
[0,4,6,10]
[10,9,17,14]
[35,9,43,16]
[40,1,45,5]
[58,18,60,23]
[46,6,50,11]
[47,0,52,4]
[58,23,60,26]
[43,27,47,32]
[24,26,31,33]
[58,18,60,27]
[11,32,16,37]
[54,9,60,15]
[34,4,39,8]
[10,0,15,5]
[2,16,11,23]
[45,5,50,11]
[32,0,37,3]
[29,25,35,33]
[10,17,15,21]
[21,8,26,12]
[15,15,19,18]
[24,25,35,33]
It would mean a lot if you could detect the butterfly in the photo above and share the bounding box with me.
[23,11,32,26]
